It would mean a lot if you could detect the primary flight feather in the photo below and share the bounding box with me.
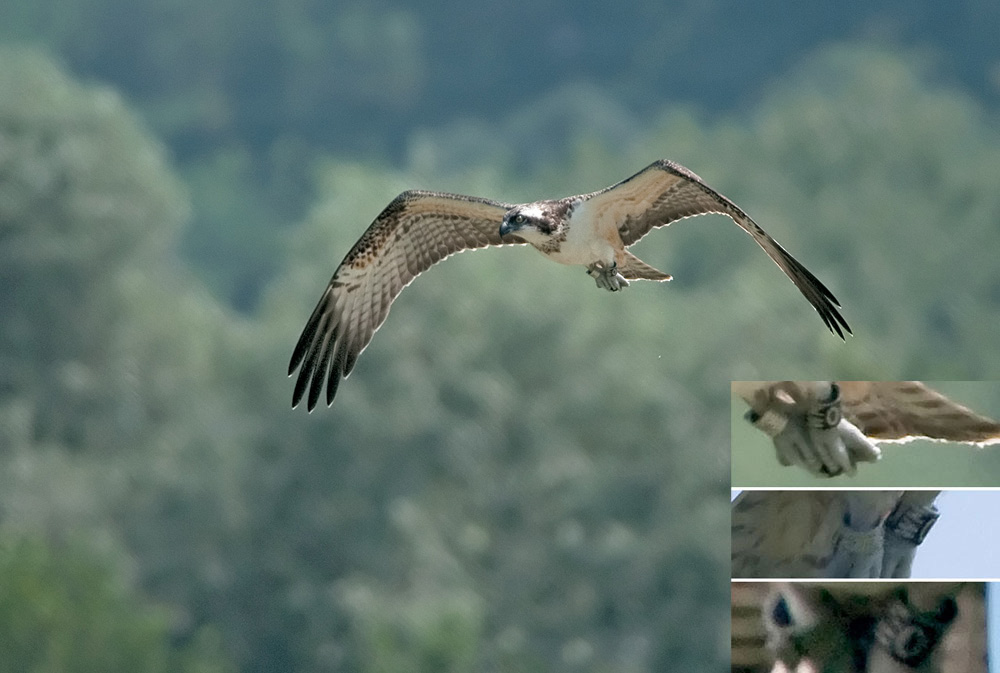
[289,159,851,410]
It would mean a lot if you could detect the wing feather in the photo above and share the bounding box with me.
[839,381,1000,445]
[731,491,841,578]
[583,159,851,337]
[289,190,519,409]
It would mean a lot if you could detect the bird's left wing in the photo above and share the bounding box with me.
[582,159,851,337]
[288,190,519,410]
[839,381,1000,445]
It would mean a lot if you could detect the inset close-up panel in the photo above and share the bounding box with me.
[732,490,1000,579]
[732,582,987,672]
[732,381,1000,487]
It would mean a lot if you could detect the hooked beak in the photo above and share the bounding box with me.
[498,219,518,238]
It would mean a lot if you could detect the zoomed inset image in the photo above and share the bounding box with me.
[731,490,1000,579]
[731,582,987,673]
[732,381,1000,487]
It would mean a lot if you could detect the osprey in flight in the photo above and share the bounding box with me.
[289,159,851,410]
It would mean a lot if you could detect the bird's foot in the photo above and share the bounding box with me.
[586,262,629,292]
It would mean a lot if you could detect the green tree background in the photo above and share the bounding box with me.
[1,2,999,671]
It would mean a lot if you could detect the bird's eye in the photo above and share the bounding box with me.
[770,596,793,628]
[514,214,525,224]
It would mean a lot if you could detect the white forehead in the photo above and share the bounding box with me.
[519,204,545,220]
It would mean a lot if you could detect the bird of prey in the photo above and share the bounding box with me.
[289,159,851,410]
[838,382,1000,446]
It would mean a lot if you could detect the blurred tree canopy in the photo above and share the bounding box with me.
[4,0,1000,308]
[0,534,234,673]
[1,9,999,673]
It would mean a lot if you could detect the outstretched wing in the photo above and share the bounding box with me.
[289,190,519,410]
[581,159,851,338]
[839,381,1000,445]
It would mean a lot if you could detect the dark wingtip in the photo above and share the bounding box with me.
[306,343,335,412]
[325,370,341,407]
[817,303,850,341]
[307,375,322,412]
[304,368,322,412]
[292,364,311,410]
[837,317,853,340]
[289,314,321,376]
[784,250,852,340]
[819,292,851,341]
[824,309,844,340]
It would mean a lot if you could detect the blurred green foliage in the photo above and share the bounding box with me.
[5,0,1000,309]
[0,534,234,673]
[1,6,999,672]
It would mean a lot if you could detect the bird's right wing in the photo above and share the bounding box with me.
[289,190,520,410]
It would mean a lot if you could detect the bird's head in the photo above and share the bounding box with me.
[499,203,564,243]
[764,585,959,673]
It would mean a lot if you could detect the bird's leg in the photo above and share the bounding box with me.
[586,261,629,292]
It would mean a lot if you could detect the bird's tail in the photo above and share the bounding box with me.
[618,251,672,281]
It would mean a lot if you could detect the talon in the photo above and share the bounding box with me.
[588,261,629,292]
